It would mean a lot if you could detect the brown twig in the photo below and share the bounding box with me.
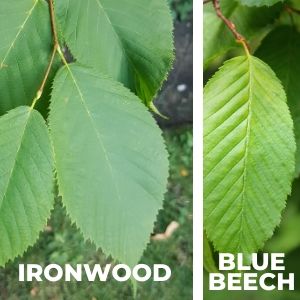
[49,0,59,46]
[284,5,295,25]
[203,0,212,4]
[285,5,300,16]
[212,0,250,55]
[31,45,58,108]
[48,0,73,72]
[31,0,60,108]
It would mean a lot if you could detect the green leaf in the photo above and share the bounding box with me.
[0,0,53,115]
[54,0,174,106]
[278,0,300,31]
[266,178,300,253]
[204,232,218,273]
[204,0,281,68]
[237,0,284,6]
[0,106,54,265]
[256,27,300,177]
[49,64,169,267]
[204,55,295,254]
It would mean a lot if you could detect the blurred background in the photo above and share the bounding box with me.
[0,1,193,299]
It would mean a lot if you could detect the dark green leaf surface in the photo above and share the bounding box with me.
[266,178,300,254]
[204,55,295,254]
[54,0,174,106]
[0,106,54,265]
[0,0,53,115]
[49,64,169,267]
[278,0,300,32]
[204,0,281,68]
[256,26,300,177]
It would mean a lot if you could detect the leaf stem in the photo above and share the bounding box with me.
[49,0,59,47]
[31,45,57,109]
[285,5,296,25]
[212,0,250,56]
[57,46,69,68]
[49,0,69,69]
[31,0,61,109]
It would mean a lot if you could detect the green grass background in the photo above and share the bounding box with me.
[0,126,193,300]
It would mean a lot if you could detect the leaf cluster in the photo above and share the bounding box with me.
[0,0,174,271]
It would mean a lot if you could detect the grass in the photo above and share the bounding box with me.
[0,126,193,300]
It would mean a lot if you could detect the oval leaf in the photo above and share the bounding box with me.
[0,106,54,265]
[49,64,169,267]
[0,0,53,114]
[54,0,174,106]
[204,55,295,254]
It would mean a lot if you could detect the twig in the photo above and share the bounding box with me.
[212,0,250,55]
[31,0,60,109]
[152,221,180,241]
[48,0,71,70]
[284,5,296,25]
[31,0,65,109]
[285,5,300,16]
[49,0,59,46]
[31,45,57,108]
[203,0,212,4]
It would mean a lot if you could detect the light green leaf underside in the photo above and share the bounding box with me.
[204,0,281,69]
[54,0,174,106]
[0,106,54,266]
[49,64,169,267]
[0,0,53,115]
[204,55,295,254]
[237,0,284,7]
[204,232,218,273]
[256,26,300,178]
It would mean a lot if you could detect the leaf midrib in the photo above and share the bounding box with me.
[237,55,253,252]
[93,0,147,97]
[62,65,122,204]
